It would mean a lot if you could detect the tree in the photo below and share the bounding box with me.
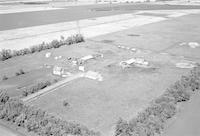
[63,100,69,107]
[115,118,130,136]
[2,75,8,81]
[0,90,9,104]
[0,49,12,61]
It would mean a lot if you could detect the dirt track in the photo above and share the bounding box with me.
[1,3,200,30]
[22,73,84,103]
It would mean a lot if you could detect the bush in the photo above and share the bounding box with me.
[165,87,190,102]
[115,118,130,136]
[22,90,28,97]
[144,115,164,135]
[2,75,8,81]
[0,34,84,61]
[0,90,9,105]
[0,49,12,61]
[63,100,69,107]
[154,95,176,104]
[15,69,26,76]
[0,96,99,136]
[51,39,61,48]
[22,80,57,97]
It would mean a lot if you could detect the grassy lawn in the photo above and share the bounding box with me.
[28,63,187,136]
[27,13,200,136]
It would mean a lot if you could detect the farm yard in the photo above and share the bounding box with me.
[1,2,200,136]
[26,14,200,134]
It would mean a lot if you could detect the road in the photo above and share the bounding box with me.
[0,11,170,49]
[1,8,200,50]
[1,3,200,30]
[23,71,104,103]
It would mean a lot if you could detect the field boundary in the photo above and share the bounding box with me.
[22,73,84,103]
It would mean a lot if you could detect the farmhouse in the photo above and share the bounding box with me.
[53,66,72,77]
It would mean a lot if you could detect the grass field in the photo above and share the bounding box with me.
[0,43,97,97]
[25,13,200,136]
[28,63,187,136]
[1,8,200,136]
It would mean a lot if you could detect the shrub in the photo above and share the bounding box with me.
[22,90,28,97]
[159,102,176,120]
[2,75,8,81]
[63,100,69,107]
[15,72,20,76]
[0,96,99,136]
[136,111,150,123]
[19,69,25,74]
[1,98,24,122]
[22,80,57,97]
[51,39,61,48]
[165,86,190,102]
[180,75,191,88]
[0,34,85,61]
[144,115,164,135]
[154,95,176,104]
[0,49,12,61]
[115,118,130,136]
[15,69,26,76]
[13,48,31,56]
[0,90,9,104]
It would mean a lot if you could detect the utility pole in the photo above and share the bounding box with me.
[109,0,113,10]
[76,20,81,35]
